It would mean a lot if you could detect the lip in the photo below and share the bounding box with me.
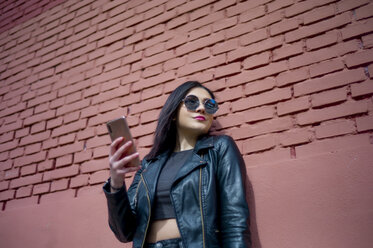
[194,116,206,121]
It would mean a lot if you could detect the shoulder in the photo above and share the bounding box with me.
[212,135,237,150]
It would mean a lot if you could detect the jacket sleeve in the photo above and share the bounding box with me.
[103,166,144,243]
[216,135,251,248]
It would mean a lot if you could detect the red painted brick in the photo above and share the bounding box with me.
[177,31,224,57]
[178,54,226,77]
[55,154,73,168]
[215,86,244,103]
[89,170,109,185]
[20,164,37,176]
[51,119,86,137]
[311,87,348,108]
[345,49,373,68]
[164,57,186,71]
[51,178,69,192]
[93,145,108,159]
[240,5,266,23]
[362,33,373,48]
[226,22,255,39]
[227,0,271,17]
[270,18,299,36]
[86,135,110,150]
[351,79,373,98]
[14,151,47,167]
[33,182,50,195]
[10,173,43,188]
[242,106,275,123]
[70,174,89,188]
[279,128,312,147]
[276,67,309,87]
[88,107,127,127]
[337,0,370,13]
[294,68,366,97]
[0,190,15,201]
[25,143,42,155]
[243,52,271,70]
[131,121,157,138]
[190,5,210,21]
[187,48,210,64]
[285,13,351,43]
[136,9,176,32]
[273,42,303,61]
[74,150,92,164]
[310,59,345,78]
[214,62,241,78]
[5,168,20,180]
[250,9,283,30]
[277,96,310,116]
[0,181,9,191]
[16,185,33,198]
[0,102,26,118]
[341,18,373,40]
[24,109,56,125]
[43,164,79,182]
[30,121,46,134]
[231,116,293,140]
[213,16,238,32]
[243,134,276,154]
[232,87,292,112]
[297,101,369,125]
[37,159,54,172]
[48,142,84,159]
[229,35,282,62]
[142,64,163,78]
[81,158,107,173]
[233,61,288,85]
[77,128,95,141]
[355,3,373,20]
[244,77,276,95]
[356,115,373,132]
[304,4,335,25]
[315,119,355,139]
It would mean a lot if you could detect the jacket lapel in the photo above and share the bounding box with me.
[173,135,215,184]
[142,153,169,203]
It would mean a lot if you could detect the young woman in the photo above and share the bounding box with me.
[103,81,251,248]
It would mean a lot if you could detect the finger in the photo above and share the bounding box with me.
[109,137,124,157]
[114,152,139,170]
[111,141,133,163]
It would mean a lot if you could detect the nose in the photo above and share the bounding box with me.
[195,102,205,113]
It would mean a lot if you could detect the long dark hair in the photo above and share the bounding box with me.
[144,81,215,160]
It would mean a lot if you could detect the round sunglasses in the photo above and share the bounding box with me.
[182,94,219,114]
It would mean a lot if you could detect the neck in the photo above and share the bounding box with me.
[175,129,198,152]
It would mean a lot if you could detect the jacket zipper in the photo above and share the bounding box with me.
[199,167,206,248]
[140,174,151,248]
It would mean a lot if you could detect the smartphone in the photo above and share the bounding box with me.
[106,116,140,167]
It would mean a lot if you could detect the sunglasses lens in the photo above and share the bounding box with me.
[204,99,218,114]
[184,95,199,111]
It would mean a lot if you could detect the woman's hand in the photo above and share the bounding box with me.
[109,137,140,190]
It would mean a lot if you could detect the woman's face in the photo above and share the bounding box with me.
[176,87,214,137]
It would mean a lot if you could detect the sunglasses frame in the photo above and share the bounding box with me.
[182,94,219,114]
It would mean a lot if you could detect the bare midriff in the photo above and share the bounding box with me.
[146,218,181,243]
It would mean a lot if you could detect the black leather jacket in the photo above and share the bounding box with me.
[103,135,251,248]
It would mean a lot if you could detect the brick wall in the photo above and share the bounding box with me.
[0,0,373,247]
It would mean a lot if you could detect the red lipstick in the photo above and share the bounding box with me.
[194,116,206,121]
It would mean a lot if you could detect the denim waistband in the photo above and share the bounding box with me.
[145,238,183,248]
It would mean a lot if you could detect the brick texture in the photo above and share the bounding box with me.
[0,1,373,247]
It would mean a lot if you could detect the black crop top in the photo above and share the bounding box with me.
[152,149,193,220]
